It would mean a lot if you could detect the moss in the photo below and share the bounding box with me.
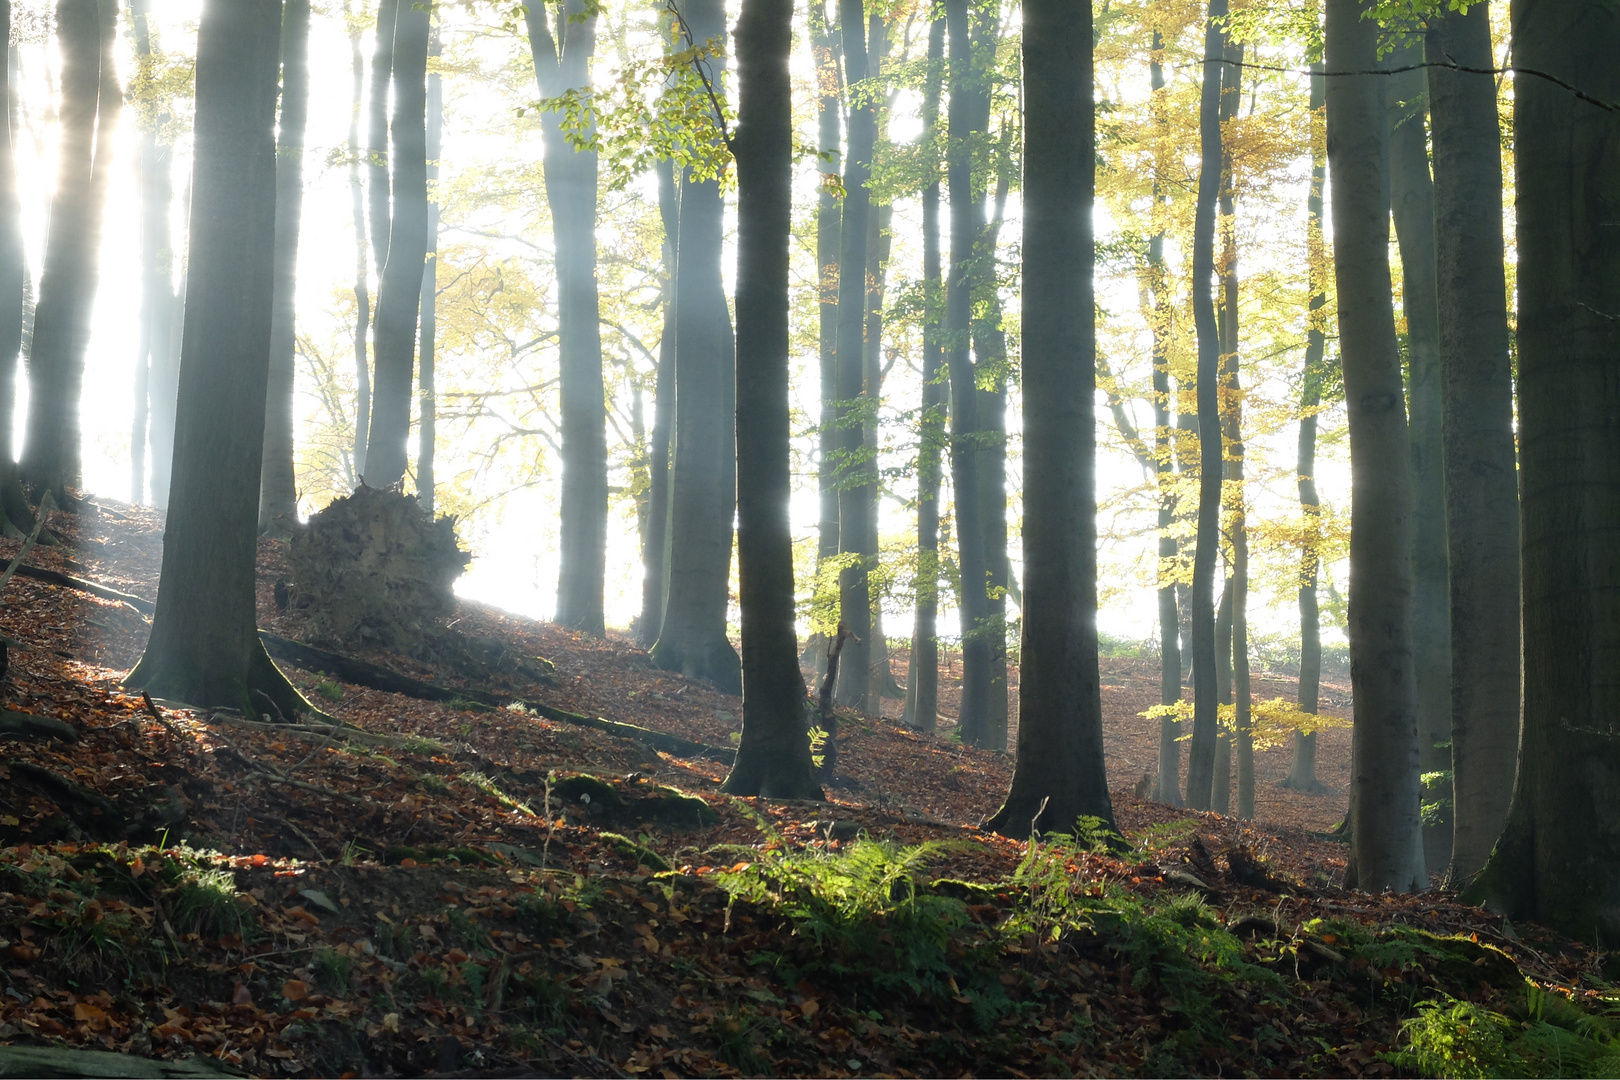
[551,773,622,810]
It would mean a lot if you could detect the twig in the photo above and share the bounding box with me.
[281,818,327,863]
[140,691,187,744]
[662,0,735,152]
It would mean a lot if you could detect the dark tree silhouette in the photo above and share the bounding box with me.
[347,0,373,482]
[809,0,840,605]
[127,0,306,718]
[1463,1,1620,937]
[1325,0,1425,894]
[259,0,311,535]
[364,0,429,488]
[637,160,677,647]
[985,0,1113,839]
[417,19,441,513]
[526,0,607,636]
[1425,1,1519,885]
[723,0,821,800]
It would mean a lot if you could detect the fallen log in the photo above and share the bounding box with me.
[0,1044,241,1078]
[0,710,79,742]
[9,562,155,614]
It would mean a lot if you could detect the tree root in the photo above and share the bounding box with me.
[0,1043,242,1078]
[0,710,79,742]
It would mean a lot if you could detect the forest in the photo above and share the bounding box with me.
[0,0,1610,1075]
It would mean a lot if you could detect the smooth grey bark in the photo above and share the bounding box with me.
[259,0,310,535]
[650,0,740,694]
[1462,0,1620,939]
[127,0,146,504]
[1325,0,1426,894]
[1284,63,1328,794]
[810,0,840,572]
[1147,32,1182,807]
[1213,576,1232,814]
[973,152,1012,752]
[367,0,396,281]
[901,15,945,734]
[127,0,305,718]
[637,160,677,647]
[417,19,440,514]
[831,0,877,712]
[1425,1,1519,885]
[985,0,1112,838]
[862,195,902,704]
[942,0,989,743]
[22,0,117,500]
[1386,39,1452,873]
[526,0,606,636]
[363,0,428,489]
[347,0,372,483]
[723,0,820,800]
[1185,0,1228,811]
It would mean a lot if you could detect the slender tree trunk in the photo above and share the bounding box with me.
[985,0,1112,838]
[831,0,877,712]
[526,0,606,635]
[638,160,677,647]
[973,152,1012,751]
[810,0,840,575]
[1185,0,1228,810]
[0,10,24,488]
[1386,40,1451,872]
[1325,0,1426,894]
[902,15,945,733]
[862,197,903,703]
[417,19,440,514]
[1461,0,1620,939]
[347,0,372,484]
[943,0,988,742]
[367,0,396,281]
[363,0,428,489]
[1425,3,1519,885]
[1147,32,1182,807]
[127,0,306,717]
[723,0,821,800]
[1285,63,1328,793]
[23,0,117,500]
[651,0,740,693]
[259,0,310,534]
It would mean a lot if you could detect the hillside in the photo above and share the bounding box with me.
[0,498,1607,1079]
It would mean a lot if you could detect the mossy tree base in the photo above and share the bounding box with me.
[127,638,314,722]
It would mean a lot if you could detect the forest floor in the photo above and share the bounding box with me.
[0,497,1611,1078]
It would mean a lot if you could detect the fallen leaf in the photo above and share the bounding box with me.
[282,979,309,1002]
[232,983,253,1006]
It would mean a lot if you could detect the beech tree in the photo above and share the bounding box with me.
[651,0,741,694]
[723,0,821,800]
[127,0,306,717]
[1464,0,1620,938]
[1426,0,1519,886]
[259,0,311,534]
[364,0,430,488]
[0,0,22,503]
[526,0,607,636]
[23,0,118,500]
[417,19,442,513]
[985,0,1112,839]
[1325,0,1424,894]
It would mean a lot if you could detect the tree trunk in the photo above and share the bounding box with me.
[902,14,945,734]
[810,0,840,577]
[650,0,740,694]
[0,8,23,488]
[22,0,117,500]
[831,0,876,712]
[1284,63,1328,794]
[259,0,310,535]
[943,0,988,742]
[973,152,1012,751]
[1461,1,1620,939]
[417,18,440,514]
[722,0,821,800]
[1425,2,1519,886]
[1213,575,1232,815]
[1147,32,1182,807]
[1184,0,1228,811]
[367,0,396,281]
[132,0,180,508]
[863,192,902,703]
[347,0,372,484]
[1325,0,1426,894]
[363,0,428,489]
[126,0,305,718]
[637,160,677,647]
[527,0,607,636]
[985,0,1111,838]
[1386,39,1452,873]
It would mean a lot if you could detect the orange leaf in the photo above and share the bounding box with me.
[73,1002,110,1030]
[282,979,309,1002]
[250,854,268,867]
[799,997,820,1019]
